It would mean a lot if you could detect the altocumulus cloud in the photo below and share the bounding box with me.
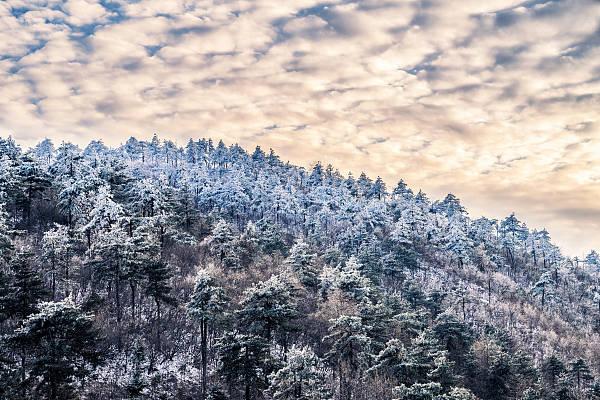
[1,0,600,255]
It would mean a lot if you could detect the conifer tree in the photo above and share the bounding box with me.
[369,176,387,200]
[543,355,565,388]
[238,275,298,349]
[268,345,332,400]
[4,247,48,321]
[125,340,148,398]
[432,312,475,380]
[0,199,13,263]
[570,358,593,390]
[217,333,274,400]
[285,239,319,289]
[188,269,227,399]
[531,270,556,308]
[9,300,104,400]
[41,224,75,300]
[324,315,371,400]
[16,153,51,227]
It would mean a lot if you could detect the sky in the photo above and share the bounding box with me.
[1,0,599,256]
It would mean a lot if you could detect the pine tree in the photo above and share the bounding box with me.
[357,172,373,198]
[569,359,593,390]
[268,345,332,400]
[125,340,148,398]
[552,372,575,400]
[368,338,410,381]
[393,382,442,400]
[4,247,48,320]
[324,315,371,400]
[129,178,166,218]
[16,153,51,227]
[285,239,319,289]
[86,228,130,328]
[207,219,241,269]
[81,185,124,248]
[33,138,54,165]
[238,275,298,349]
[531,270,556,308]
[188,269,227,399]
[41,224,76,300]
[382,242,418,283]
[432,312,475,380]
[443,387,479,399]
[217,333,274,400]
[144,256,176,351]
[543,355,565,388]
[359,299,393,353]
[0,199,13,263]
[369,176,387,200]
[585,250,600,273]
[370,330,457,391]
[255,218,286,255]
[307,163,323,187]
[444,216,471,268]
[335,256,372,303]
[9,300,104,400]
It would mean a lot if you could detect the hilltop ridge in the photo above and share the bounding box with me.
[0,134,599,399]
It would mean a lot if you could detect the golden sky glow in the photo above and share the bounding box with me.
[1,0,600,255]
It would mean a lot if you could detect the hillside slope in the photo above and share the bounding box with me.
[0,135,599,399]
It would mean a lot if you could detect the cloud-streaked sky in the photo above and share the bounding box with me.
[1,0,600,255]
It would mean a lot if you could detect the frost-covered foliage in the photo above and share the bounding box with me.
[0,135,599,399]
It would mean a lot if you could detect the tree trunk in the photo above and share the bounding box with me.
[201,319,208,400]
[116,278,122,349]
[130,281,136,321]
[155,300,161,352]
[20,351,26,398]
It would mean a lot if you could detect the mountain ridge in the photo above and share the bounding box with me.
[0,134,598,399]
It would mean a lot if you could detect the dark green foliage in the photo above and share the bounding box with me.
[432,313,475,379]
[359,299,393,352]
[3,248,48,320]
[16,153,51,228]
[9,301,104,400]
[216,333,274,400]
[383,242,418,280]
[144,258,176,309]
[285,240,319,289]
[543,355,565,388]
[255,218,287,255]
[471,326,538,400]
[125,340,147,398]
[570,358,593,389]
[324,316,371,400]
[238,275,298,344]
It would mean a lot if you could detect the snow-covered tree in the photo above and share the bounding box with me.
[41,224,76,300]
[238,274,298,346]
[585,250,600,274]
[530,270,557,308]
[325,315,371,400]
[217,332,273,400]
[268,345,332,400]
[9,300,104,399]
[125,339,148,398]
[444,216,471,268]
[285,239,319,289]
[188,269,227,399]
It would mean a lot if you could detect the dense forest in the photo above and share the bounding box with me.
[1,134,600,399]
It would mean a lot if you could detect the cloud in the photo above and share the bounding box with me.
[1,0,600,254]
[63,0,108,26]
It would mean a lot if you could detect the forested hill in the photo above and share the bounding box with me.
[1,134,600,400]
